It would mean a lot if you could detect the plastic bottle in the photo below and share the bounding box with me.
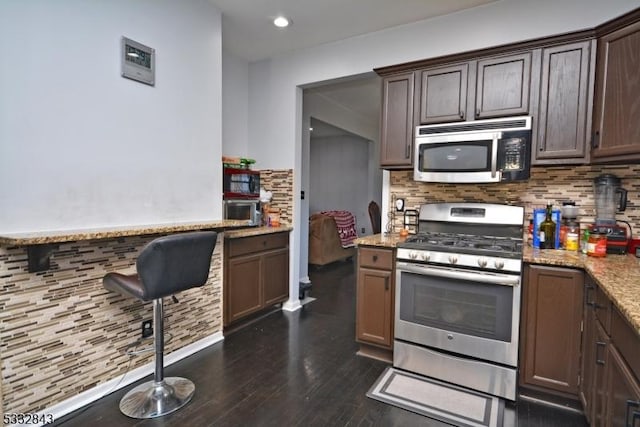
[581,228,590,254]
[565,222,580,251]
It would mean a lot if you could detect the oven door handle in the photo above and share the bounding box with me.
[397,262,520,287]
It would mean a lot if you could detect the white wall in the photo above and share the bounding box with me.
[0,0,222,233]
[309,135,371,235]
[222,49,249,157]
[245,0,640,304]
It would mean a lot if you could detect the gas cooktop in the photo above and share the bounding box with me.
[399,232,523,258]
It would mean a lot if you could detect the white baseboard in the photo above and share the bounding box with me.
[14,332,224,427]
[282,299,302,312]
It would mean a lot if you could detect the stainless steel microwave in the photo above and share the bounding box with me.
[414,116,532,184]
[223,199,261,226]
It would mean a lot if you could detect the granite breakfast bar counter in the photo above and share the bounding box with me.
[0,219,273,419]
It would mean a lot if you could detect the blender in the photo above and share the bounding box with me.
[591,174,629,254]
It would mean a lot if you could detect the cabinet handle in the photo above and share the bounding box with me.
[592,131,600,149]
[405,144,410,159]
[626,400,640,427]
[372,255,378,262]
[539,137,545,151]
[596,341,606,365]
[585,285,595,307]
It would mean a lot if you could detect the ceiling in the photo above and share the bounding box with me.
[209,0,498,62]
[210,0,498,140]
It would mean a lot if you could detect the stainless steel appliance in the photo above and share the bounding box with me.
[591,173,630,254]
[223,199,261,225]
[394,203,524,401]
[414,116,532,183]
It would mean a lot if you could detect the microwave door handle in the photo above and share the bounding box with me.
[490,132,502,179]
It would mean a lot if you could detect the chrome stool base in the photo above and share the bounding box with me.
[119,377,195,419]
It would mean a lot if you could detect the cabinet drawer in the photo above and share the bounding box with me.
[594,285,612,334]
[611,307,640,381]
[359,248,393,270]
[227,232,289,258]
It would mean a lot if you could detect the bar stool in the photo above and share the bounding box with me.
[103,231,217,419]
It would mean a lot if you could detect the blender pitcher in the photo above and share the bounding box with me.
[593,174,628,225]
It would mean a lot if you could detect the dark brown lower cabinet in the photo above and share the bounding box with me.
[520,264,584,397]
[356,247,394,352]
[607,345,640,427]
[580,274,640,427]
[224,232,290,326]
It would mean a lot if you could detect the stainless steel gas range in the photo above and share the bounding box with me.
[393,202,524,401]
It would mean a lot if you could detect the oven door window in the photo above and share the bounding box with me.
[399,270,513,342]
[418,141,491,172]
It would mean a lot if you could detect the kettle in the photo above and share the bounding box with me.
[593,174,627,225]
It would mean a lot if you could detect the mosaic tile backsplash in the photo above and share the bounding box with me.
[389,164,640,236]
[260,169,294,225]
[0,233,223,414]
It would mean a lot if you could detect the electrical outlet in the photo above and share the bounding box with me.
[361,227,365,233]
[141,320,153,339]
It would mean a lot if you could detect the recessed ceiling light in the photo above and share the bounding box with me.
[273,16,290,28]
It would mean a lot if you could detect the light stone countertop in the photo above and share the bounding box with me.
[355,234,640,337]
[354,233,406,248]
[0,219,251,245]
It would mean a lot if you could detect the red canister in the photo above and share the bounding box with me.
[587,232,607,257]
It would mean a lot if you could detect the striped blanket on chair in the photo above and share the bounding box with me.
[320,210,357,248]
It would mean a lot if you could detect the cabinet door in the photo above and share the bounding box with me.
[263,248,289,306]
[533,40,594,164]
[356,267,393,348]
[417,63,468,124]
[606,345,640,427]
[580,279,597,422]
[592,20,640,162]
[521,265,584,396]
[476,52,531,119]
[225,254,262,325]
[380,73,414,168]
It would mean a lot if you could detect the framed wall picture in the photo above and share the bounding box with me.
[121,36,155,86]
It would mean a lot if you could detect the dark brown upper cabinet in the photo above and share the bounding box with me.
[475,52,532,119]
[380,72,414,169]
[416,52,534,125]
[592,12,640,163]
[532,40,595,165]
[417,63,469,124]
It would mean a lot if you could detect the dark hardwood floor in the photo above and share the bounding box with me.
[55,260,588,427]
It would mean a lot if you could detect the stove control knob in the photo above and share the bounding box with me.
[409,251,418,260]
[477,258,488,268]
[421,252,430,261]
[494,260,505,270]
[448,255,458,264]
